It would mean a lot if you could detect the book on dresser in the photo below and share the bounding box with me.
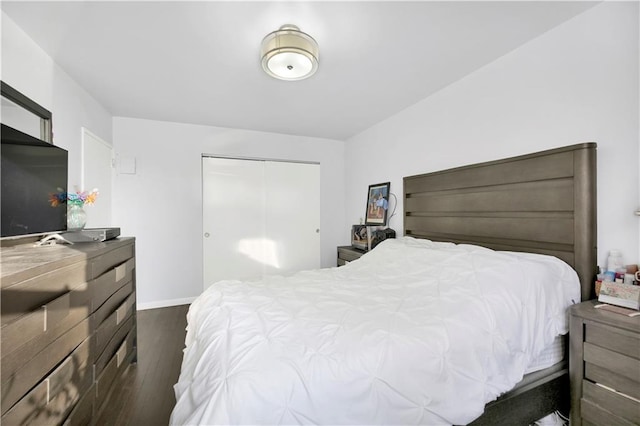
[0,237,137,426]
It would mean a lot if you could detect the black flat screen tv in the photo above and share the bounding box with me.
[1,124,68,238]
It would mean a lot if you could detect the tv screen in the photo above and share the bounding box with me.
[1,125,68,238]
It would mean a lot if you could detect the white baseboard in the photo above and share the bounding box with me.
[137,296,197,311]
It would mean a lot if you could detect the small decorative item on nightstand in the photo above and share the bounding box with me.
[598,281,640,310]
[351,225,368,250]
[369,227,396,250]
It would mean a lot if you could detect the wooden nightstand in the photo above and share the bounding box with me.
[337,246,367,266]
[569,300,640,426]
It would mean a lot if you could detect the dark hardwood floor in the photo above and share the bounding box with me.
[97,304,188,426]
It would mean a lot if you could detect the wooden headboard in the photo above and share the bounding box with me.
[404,143,597,301]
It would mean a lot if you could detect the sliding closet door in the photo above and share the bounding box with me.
[202,157,320,291]
[202,158,265,288]
[264,161,320,274]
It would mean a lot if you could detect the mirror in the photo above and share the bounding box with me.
[1,81,52,143]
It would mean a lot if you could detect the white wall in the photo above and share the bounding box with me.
[1,12,113,188]
[112,117,345,309]
[4,3,638,309]
[345,2,639,269]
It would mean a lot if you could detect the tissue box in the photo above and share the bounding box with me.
[598,281,640,310]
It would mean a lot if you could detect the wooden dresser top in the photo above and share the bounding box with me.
[1,237,135,289]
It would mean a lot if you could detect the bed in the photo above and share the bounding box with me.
[171,143,597,425]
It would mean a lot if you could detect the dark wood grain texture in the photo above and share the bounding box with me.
[404,142,597,302]
[1,238,137,425]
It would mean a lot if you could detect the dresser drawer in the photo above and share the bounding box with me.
[1,336,93,425]
[91,243,135,280]
[1,318,93,415]
[63,383,95,426]
[1,261,89,326]
[95,292,135,357]
[94,315,134,379]
[585,321,640,359]
[91,257,135,312]
[95,328,136,409]
[93,280,134,329]
[2,282,92,379]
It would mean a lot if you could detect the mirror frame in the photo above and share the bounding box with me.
[1,81,52,143]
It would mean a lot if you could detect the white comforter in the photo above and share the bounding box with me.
[171,237,580,425]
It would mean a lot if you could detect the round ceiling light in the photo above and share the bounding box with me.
[261,24,319,81]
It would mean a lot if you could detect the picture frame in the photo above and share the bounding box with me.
[351,225,368,250]
[364,182,390,226]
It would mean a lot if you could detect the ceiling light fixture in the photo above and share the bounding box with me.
[261,24,319,81]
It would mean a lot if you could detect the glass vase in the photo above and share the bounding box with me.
[67,202,87,231]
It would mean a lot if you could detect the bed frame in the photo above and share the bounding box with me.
[403,143,597,425]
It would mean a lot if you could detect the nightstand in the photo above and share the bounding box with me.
[337,246,367,266]
[569,300,640,426]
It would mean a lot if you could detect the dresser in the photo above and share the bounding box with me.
[569,300,640,426]
[1,237,137,425]
[337,245,367,266]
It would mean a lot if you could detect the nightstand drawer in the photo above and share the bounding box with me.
[337,246,366,266]
[583,320,640,398]
[585,321,640,359]
[584,342,639,383]
[581,398,635,426]
[585,363,640,401]
[337,248,362,262]
[582,381,639,425]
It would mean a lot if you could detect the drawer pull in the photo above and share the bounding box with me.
[43,292,71,331]
[116,341,127,368]
[115,299,130,325]
[45,377,50,403]
[115,263,127,282]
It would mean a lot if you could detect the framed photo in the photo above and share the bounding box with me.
[351,225,368,250]
[365,182,390,226]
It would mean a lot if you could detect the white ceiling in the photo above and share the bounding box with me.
[1,1,598,140]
